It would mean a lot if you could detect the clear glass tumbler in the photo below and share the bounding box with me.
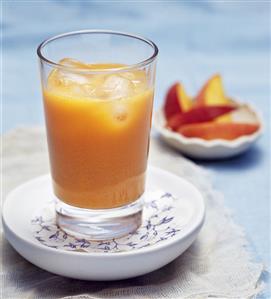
[37,30,158,240]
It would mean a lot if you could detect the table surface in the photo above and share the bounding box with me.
[2,1,270,296]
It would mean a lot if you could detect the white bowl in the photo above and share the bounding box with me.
[2,166,205,281]
[153,103,263,159]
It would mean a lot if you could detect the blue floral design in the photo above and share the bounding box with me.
[31,190,185,253]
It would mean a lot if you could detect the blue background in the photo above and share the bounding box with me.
[2,1,270,296]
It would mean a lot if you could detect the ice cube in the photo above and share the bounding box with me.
[59,58,90,69]
[48,63,90,88]
[120,72,136,81]
[47,69,96,98]
[112,103,128,121]
[102,75,134,99]
[58,58,95,88]
[58,72,90,85]
[121,70,147,93]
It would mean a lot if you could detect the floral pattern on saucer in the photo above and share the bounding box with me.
[31,190,186,253]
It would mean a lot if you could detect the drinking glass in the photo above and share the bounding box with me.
[37,30,158,240]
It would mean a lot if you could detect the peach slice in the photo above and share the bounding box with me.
[178,122,260,140]
[164,83,192,119]
[167,105,236,131]
[195,74,230,106]
[215,102,259,124]
[214,113,232,123]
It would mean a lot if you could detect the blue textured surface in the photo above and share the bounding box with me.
[2,1,270,296]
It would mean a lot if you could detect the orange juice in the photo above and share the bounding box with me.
[43,59,154,209]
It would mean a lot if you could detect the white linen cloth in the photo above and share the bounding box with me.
[1,127,264,298]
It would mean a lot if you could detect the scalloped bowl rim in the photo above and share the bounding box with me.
[154,102,263,149]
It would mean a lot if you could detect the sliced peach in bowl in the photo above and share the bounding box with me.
[154,101,262,159]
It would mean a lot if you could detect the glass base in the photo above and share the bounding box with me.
[55,196,143,240]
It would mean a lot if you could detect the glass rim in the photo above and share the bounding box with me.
[37,29,158,74]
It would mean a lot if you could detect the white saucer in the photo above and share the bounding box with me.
[2,166,205,281]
